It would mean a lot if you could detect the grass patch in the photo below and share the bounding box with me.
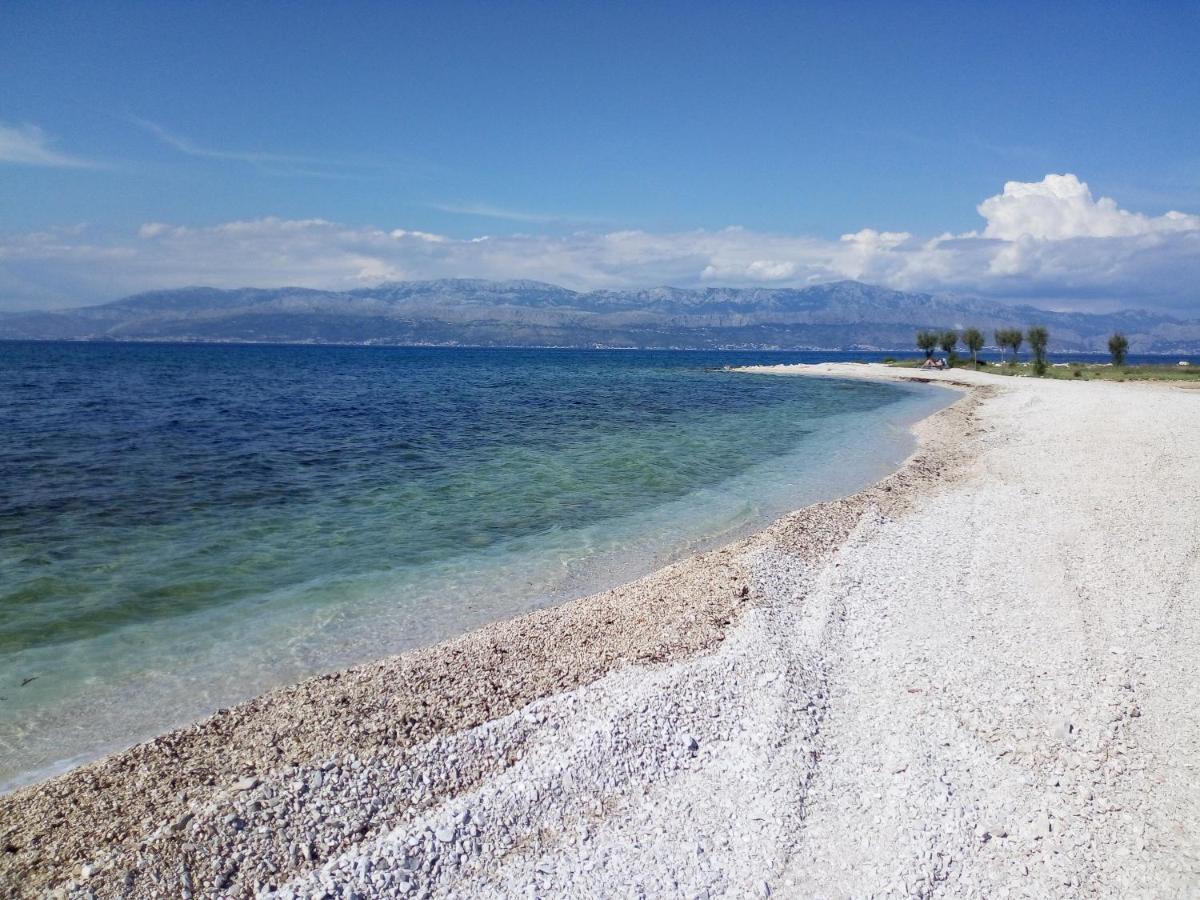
[884,359,1200,382]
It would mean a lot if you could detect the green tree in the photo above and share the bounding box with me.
[1027,325,1049,375]
[1108,332,1129,367]
[962,327,985,370]
[939,330,959,367]
[916,330,938,359]
[1007,328,1025,364]
[994,328,1018,363]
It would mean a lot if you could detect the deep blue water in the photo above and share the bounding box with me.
[0,342,951,788]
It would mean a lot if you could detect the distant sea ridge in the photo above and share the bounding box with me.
[2,279,1197,352]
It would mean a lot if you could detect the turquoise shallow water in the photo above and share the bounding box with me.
[0,343,950,789]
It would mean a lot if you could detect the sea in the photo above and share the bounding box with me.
[0,342,954,790]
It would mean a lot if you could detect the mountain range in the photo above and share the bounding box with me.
[2,280,1196,352]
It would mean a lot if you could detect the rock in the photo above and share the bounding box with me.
[683,734,700,753]
[234,776,260,792]
[1026,812,1052,840]
[435,826,456,843]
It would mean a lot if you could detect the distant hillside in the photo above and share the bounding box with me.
[2,279,1197,352]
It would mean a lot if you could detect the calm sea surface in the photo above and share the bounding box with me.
[0,343,951,788]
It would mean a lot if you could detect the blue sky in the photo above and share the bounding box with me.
[2,1,1199,311]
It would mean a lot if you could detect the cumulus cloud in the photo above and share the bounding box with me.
[0,122,94,168]
[978,173,1200,240]
[2,174,1198,313]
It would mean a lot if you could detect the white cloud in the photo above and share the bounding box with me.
[978,174,1200,240]
[0,122,94,168]
[390,229,447,243]
[2,174,1198,313]
[137,222,177,239]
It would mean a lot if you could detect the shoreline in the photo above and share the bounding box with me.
[0,371,948,796]
[0,367,978,897]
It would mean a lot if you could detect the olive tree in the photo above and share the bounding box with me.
[962,327,985,370]
[1009,329,1024,362]
[916,330,939,359]
[993,328,1019,363]
[1108,332,1129,367]
[939,330,959,367]
[1027,325,1049,375]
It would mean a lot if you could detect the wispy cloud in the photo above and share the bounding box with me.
[0,122,96,168]
[130,115,374,178]
[872,127,1046,161]
[430,201,602,225]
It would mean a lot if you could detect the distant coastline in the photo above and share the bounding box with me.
[2,337,1196,364]
[4,279,1198,352]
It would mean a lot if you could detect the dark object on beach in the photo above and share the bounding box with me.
[19,676,38,687]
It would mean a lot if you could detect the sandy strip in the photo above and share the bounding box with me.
[7,363,1200,898]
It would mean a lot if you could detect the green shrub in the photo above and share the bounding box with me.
[1108,333,1128,366]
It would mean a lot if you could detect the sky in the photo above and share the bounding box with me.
[1,0,1198,313]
